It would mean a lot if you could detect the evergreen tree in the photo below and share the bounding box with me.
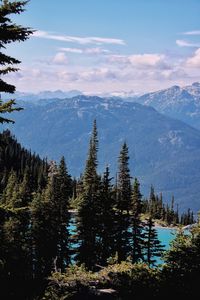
[15,166,32,206]
[31,161,64,278]
[1,171,32,292]
[0,0,33,123]
[149,186,157,218]
[115,142,131,262]
[3,206,31,280]
[76,120,101,269]
[31,174,59,278]
[97,166,115,266]
[130,178,144,263]
[117,142,131,213]
[162,227,200,296]
[143,217,164,266]
[56,156,72,271]
[1,169,19,207]
[0,130,48,194]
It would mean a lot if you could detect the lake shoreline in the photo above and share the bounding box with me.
[69,209,195,230]
[154,222,178,230]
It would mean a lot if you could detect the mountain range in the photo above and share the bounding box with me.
[2,89,83,102]
[2,89,200,212]
[135,82,200,130]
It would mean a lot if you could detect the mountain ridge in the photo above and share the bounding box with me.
[135,82,200,130]
[2,95,200,212]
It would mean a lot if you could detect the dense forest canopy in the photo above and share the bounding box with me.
[0,127,199,299]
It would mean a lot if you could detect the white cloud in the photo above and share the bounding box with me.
[108,54,128,64]
[53,52,68,64]
[85,47,110,54]
[59,47,110,55]
[33,30,125,45]
[183,30,200,35]
[186,48,200,68]
[176,39,200,47]
[59,47,83,54]
[108,53,167,69]
[6,40,200,94]
[129,53,165,67]
[79,68,119,81]
[5,63,197,95]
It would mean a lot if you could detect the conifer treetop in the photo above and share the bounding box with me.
[0,0,33,123]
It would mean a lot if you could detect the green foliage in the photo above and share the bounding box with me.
[76,120,101,269]
[101,262,159,299]
[0,130,48,194]
[143,217,165,266]
[117,142,131,212]
[130,178,144,263]
[43,262,160,299]
[114,142,132,262]
[142,186,194,226]
[162,226,200,296]
[43,265,100,300]
[0,121,198,299]
[96,166,116,266]
[0,0,33,123]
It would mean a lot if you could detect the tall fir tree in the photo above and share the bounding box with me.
[0,0,33,123]
[143,217,164,266]
[96,166,115,266]
[76,120,101,269]
[31,172,59,279]
[130,178,144,263]
[115,142,132,262]
[32,158,72,274]
[1,170,17,206]
[149,185,157,218]
[56,156,72,271]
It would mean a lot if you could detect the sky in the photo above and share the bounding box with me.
[4,0,200,95]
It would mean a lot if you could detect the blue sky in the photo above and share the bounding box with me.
[5,0,200,94]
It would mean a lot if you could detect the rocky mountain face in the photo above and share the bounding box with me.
[2,95,200,212]
[136,82,200,130]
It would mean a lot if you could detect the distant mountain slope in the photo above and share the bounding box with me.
[2,95,200,212]
[137,82,200,130]
[2,89,82,102]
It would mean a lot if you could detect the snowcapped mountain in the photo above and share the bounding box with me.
[3,95,200,212]
[137,82,200,129]
[2,89,82,102]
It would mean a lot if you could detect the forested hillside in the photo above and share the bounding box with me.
[4,96,200,211]
[0,126,199,299]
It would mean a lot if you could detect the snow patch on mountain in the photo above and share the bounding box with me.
[158,130,183,146]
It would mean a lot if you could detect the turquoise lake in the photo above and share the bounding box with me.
[155,227,177,264]
[69,218,178,264]
[156,227,177,250]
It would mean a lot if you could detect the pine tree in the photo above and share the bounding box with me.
[56,156,72,271]
[76,120,101,269]
[0,0,33,123]
[31,191,50,279]
[31,175,59,278]
[1,170,32,289]
[115,142,131,262]
[130,178,144,263]
[1,169,19,207]
[97,166,115,266]
[117,142,131,213]
[143,217,164,266]
[16,167,32,206]
[149,186,156,218]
